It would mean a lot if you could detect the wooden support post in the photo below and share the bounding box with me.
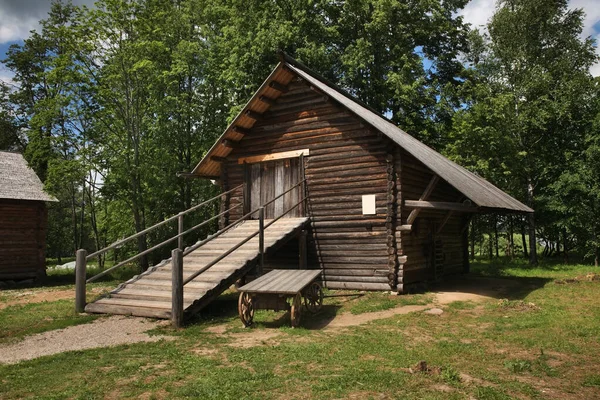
[178,214,184,250]
[243,163,251,214]
[171,249,184,328]
[258,207,265,276]
[299,230,307,269]
[75,249,87,313]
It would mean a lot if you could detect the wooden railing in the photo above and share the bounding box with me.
[74,184,244,313]
[170,178,307,327]
[75,176,308,329]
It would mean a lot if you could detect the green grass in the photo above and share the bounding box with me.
[1,258,599,399]
[0,300,99,344]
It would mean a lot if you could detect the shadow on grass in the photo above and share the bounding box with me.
[185,290,344,330]
[430,274,552,301]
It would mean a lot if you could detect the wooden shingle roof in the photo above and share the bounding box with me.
[0,151,57,202]
[192,55,532,214]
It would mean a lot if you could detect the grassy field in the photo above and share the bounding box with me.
[0,259,599,399]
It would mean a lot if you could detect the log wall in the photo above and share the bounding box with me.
[224,77,392,291]
[218,77,471,291]
[0,199,47,280]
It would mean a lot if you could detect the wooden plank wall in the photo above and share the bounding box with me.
[223,77,392,291]
[399,150,470,285]
[0,199,47,280]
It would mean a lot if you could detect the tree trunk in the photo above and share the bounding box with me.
[527,178,538,265]
[494,215,499,258]
[488,226,493,260]
[562,229,569,264]
[508,216,514,260]
[521,222,528,259]
[470,219,475,260]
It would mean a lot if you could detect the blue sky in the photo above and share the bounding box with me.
[1,0,599,85]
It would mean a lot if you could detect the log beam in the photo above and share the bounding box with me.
[269,81,288,93]
[232,126,249,136]
[210,156,227,163]
[258,95,276,106]
[245,110,263,121]
[404,200,479,213]
[221,139,237,149]
[406,175,439,224]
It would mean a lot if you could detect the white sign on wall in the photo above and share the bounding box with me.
[362,194,376,215]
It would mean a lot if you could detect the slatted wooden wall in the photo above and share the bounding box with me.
[0,199,47,280]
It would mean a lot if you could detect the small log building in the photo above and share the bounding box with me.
[0,151,57,280]
[191,55,532,293]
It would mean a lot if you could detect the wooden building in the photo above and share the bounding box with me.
[0,151,57,280]
[191,54,532,293]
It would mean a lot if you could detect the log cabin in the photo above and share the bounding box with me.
[0,151,57,281]
[190,54,533,293]
[191,55,535,293]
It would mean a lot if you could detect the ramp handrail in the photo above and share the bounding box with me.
[182,180,306,285]
[171,177,308,327]
[74,183,244,313]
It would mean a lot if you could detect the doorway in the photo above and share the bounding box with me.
[247,158,303,219]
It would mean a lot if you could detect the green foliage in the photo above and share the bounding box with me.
[504,359,532,373]
[583,374,600,387]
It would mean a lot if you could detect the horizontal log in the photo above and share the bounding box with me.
[404,200,479,213]
[324,281,392,291]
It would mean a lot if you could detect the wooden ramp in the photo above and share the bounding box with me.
[85,218,309,319]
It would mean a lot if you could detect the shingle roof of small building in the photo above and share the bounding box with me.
[0,151,57,202]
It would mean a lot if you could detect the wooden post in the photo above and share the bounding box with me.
[258,207,265,276]
[178,214,184,250]
[299,230,307,269]
[171,249,184,328]
[75,249,87,313]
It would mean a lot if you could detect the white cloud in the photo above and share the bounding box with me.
[459,0,600,76]
[0,0,95,42]
[459,0,496,30]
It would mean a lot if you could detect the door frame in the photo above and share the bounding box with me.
[242,151,307,217]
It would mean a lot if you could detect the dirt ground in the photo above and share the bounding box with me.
[0,316,173,364]
[0,286,106,310]
[0,276,518,364]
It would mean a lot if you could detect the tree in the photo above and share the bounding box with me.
[0,82,23,151]
[448,0,598,264]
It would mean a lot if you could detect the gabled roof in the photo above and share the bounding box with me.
[0,151,57,202]
[192,54,532,213]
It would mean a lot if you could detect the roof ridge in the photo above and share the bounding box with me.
[278,51,397,125]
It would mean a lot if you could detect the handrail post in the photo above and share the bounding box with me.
[171,249,184,328]
[178,213,184,250]
[75,249,87,313]
[258,206,264,276]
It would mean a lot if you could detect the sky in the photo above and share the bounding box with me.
[0,0,599,85]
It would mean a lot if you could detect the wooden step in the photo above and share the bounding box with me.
[110,288,206,303]
[85,217,309,319]
[85,302,171,319]
[127,279,226,290]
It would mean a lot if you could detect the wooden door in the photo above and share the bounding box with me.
[248,158,302,219]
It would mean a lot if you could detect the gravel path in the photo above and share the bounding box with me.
[0,316,173,365]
